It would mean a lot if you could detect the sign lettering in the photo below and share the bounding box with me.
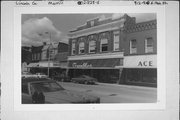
[73,63,92,68]
[138,61,153,67]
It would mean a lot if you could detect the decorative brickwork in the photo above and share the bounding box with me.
[124,20,156,33]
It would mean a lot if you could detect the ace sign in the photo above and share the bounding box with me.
[138,61,153,67]
[124,55,156,68]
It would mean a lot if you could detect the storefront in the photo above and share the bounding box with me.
[68,57,123,83]
[27,61,68,77]
[121,54,157,87]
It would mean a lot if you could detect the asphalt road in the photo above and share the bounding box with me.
[58,82,157,103]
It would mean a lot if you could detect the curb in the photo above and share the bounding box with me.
[97,82,157,90]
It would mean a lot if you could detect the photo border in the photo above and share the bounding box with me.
[14,6,166,111]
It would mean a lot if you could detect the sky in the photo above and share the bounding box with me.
[21,13,156,46]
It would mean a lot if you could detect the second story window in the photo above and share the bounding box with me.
[90,20,94,27]
[37,53,41,60]
[89,40,96,53]
[130,39,137,54]
[34,53,37,60]
[32,54,34,61]
[79,42,85,54]
[101,38,108,52]
[145,37,153,53]
[71,40,76,55]
[42,50,46,60]
[113,32,120,51]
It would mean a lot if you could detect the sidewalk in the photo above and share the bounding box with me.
[97,82,157,90]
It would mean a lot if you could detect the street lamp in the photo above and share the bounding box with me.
[45,32,51,78]
[38,32,52,78]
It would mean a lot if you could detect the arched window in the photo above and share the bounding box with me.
[79,42,85,54]
[100,38,108,52]
[89,40,96,53]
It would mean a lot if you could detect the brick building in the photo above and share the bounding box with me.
[28,42,69,76]
[68,14,157,87]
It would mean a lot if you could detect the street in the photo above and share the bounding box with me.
[58,82,157,103]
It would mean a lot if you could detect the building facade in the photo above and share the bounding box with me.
[68,14,157,87]
[21,46,32,72]
[27,42,69,77]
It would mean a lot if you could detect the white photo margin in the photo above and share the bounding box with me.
[14,6,166,111]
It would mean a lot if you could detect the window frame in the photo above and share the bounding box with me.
[71,40,76,55]
[130,39,137,54]
[79,41,85,54]
[145,37,154,53]
[100,38,108,52]
[113,31,120,51]
[89,40,96,53]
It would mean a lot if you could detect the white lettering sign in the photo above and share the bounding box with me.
[72,63,92,68]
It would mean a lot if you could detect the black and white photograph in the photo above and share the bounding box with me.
[21,13,157,104]
[1,2,179,120]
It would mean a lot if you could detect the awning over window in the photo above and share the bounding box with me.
[68,58,123,69]
[27,62,68,68]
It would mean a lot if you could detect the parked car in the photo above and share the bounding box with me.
[35,73,48,78]
[22,77,100,104]
[22,72,37,78]
[71,75,98,85]
[52,75,71,82]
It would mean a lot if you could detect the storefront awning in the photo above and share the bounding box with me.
[27,63,39,68]
[27,61,68,68]
[68,58,123,69]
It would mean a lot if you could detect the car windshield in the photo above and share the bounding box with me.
[31,82,64,92]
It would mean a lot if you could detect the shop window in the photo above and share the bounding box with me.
[101,38,108,52]
[71,40,76,55]
[145,37,153,53]
[120,58,123,66]
[142,69,157,83]
[113,32,120,51]
[79,42,85,54]
[89,40,96,53]
[126,69,141,82]
[130,39,137,54]
[126,69,157,84]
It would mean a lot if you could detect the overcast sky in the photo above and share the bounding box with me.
[21,13,156,47]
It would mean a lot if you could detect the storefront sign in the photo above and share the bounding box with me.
[138,61,153,67]
[124,55,156,68]
[69,58,122,68]
[72,63,92,68]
